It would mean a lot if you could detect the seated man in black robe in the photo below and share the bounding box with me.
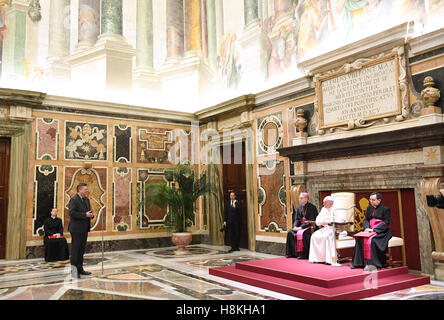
[44,208,69,262]
[286,192,319,259]
[351,192,392,270]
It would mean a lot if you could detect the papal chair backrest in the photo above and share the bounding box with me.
[331,192,355,232]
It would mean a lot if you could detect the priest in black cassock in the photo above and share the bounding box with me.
[286,192,319,259]
[351,192,392,270]
[43,208,69,262]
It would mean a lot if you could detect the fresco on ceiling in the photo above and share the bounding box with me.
[0,0,442,111]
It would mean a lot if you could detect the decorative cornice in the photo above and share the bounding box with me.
[42,94,197,124]
[298,22,414,76]
[409,27,444,56]
[254,77,312,106]
[0,88,46,107]
[195,94,256,123]
[278,122,444,162]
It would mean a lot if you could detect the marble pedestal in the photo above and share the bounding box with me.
[66,34,136,93]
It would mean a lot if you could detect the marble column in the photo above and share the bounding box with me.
[244,0,259,27]
[206,0,217,69]
[184,0,202,55]
[136,0,153,69]
[166,0,184,61]
[47,0,71,82]
[67,0,135,92]
[48,0,71,60]
[77,0,100,49]
[101,0,123,37]
[1,1,27,77]
[214,0,224,50]
[134,0,160,92]
[201,0,208,59]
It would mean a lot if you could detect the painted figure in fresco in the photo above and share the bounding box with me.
[428,0,444,30]
[296,0,323,60]
[0,0,11,41]
[218,32,241,89]
[27,0,42,23]
[78,3,100,45]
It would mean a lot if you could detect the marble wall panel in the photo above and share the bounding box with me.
[35,118,59,160]
[113,167,132,231]
[137,168,169,230]
[137,127,173,164]
[257,160,287,233]
[64,167,107,232]
[65,121,107,161]
[256,112,283,156]
[33,165,58,236]
[114,124,131,163]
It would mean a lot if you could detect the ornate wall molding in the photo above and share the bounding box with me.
[312,47,409,135]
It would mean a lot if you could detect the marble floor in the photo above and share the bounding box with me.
[0,244,443,300]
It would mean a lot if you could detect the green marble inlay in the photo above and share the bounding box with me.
[101,0,123,35]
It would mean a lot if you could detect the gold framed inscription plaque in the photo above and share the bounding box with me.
[316,53,401,130]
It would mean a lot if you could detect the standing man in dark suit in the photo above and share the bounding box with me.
[223,191,242,253]
[68,183,94,278]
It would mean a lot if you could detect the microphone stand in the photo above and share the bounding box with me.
[91,197,104,275]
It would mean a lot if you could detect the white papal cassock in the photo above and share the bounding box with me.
[309,206,346,264]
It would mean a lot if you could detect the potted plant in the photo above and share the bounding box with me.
[141,163,215,255]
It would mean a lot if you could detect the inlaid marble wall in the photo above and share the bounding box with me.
[65,121,107,161]
[35,118,59,160]
[64,167,107,232]
[27,109,198,253]
[257,160,287,233]
[33,164,58,236]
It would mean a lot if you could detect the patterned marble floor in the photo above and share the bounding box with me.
[0,244,443,300]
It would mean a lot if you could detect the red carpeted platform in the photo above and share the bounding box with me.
[209,257,430,300]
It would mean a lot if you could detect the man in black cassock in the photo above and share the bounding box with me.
[286,192,318,259]
[43,208,69,262]
[350,192,392,270]
[223,191,242,253]
[68,183,94,278]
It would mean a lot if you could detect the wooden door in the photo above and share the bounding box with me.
[0,138,10,259]
[221,142,248,249]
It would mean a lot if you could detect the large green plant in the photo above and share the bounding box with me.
[141,164,215,233]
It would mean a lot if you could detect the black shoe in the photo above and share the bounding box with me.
[228,248,235,253]
[234,248,240,251]
[79,270,92,275]
[297,256,306,260]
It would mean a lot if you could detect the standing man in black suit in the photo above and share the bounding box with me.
[223,191,242,253]
[68,183,94,278]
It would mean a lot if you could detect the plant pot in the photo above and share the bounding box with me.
[171,232,192,255]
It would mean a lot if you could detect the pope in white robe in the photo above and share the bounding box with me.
[309,196,346,265]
